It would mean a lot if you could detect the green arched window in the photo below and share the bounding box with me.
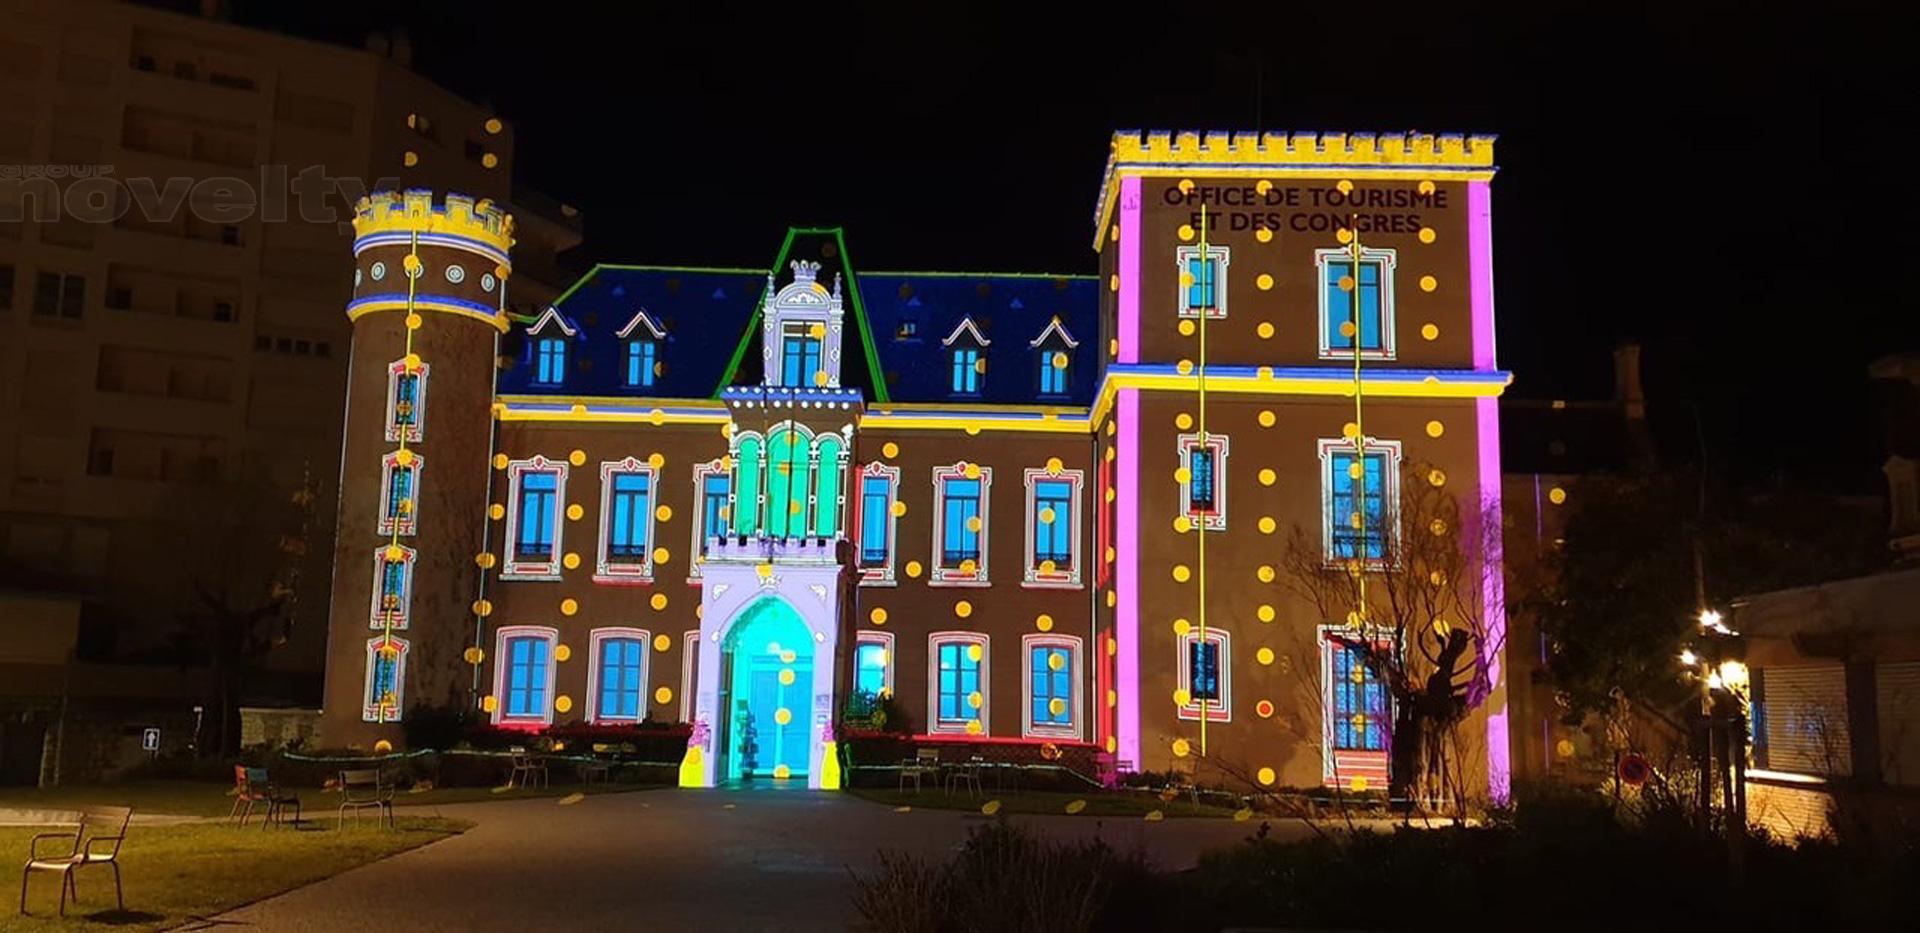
[813,435,843,538]
[766,426,813,538]
[733,435,763,536]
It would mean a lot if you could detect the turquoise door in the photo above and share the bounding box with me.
[723,598,815,781]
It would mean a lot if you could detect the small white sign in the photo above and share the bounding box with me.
[142,728,160,752]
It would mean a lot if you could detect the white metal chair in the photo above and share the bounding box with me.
[19,805,130,917]
[898,747,941,792]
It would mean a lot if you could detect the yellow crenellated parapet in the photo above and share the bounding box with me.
[352,189,517,260]
[1110,129,1497,168]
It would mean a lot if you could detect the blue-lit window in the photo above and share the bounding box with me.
[855,641,888,698]
[1330,640,1387,751]
[1186,253,1219,312]
[939,477,981,567]
[1189,640,1221,701]
[535,338,567,384]
[1189,447,1216,514]
[951,348,982,395]
[935,640,983,726]
[700,473,730,554]
[625,340,656,388]
[782,323,823,387]
[1325,258,1384,353]
[392,372,420,427]
[364,637,407,722]
[376,556,407,617]
[371,650,398,702]
[606,471,651,561]
[1032,479,1071,569]
[860,475,891,565]
[596,636,645,720]
[1029,645,1073,728]
[1038,351,1069,395]
[384,462,414,527]
[1328,449,1388,562]
[515,471,559,560]
[504,635,551,719]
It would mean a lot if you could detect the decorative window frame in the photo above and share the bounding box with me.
[1177,433,1230,531]
[492,625,559,726]
[1318,625,1394,788]
[680,630,699,722]
[368,544,415,629]
[586,627,650,723]
[1315,437,1404,571]
[362,636,409,723]
[689,458,729,580]
[594,458,657,584]
[502,456,568,580]
[930,464,992,587]
[377,451,422,537]
[615,308,667,340]
[811,431,848,539]
[1030,317,1079,399]
[855,630,897,699]
[1314,246,1398,361]
[856,462,901,586]
[1022,466,1084,589]
[1175,244,1230,319]
[728,430,765,538]
[928,631,991,736]
[1176,626,1232,723]
[384,359,427,443]
[1021,633,1083,741]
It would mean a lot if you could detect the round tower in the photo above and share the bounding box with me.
[318,190,513,751]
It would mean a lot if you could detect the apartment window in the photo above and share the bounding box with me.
[1318,247,1397,359]
[1178,434,1230,531]
[503,458,566,578]
[625,339,657,389]
[369,545,415,629]
[857,464,900,585]
[1038,349,1070,396]
[33,272,85,319]
[496,627,558,724]
[895,319,918,340]
[1024,635,1081,739]
[780,322,823,387]
[1177,628,1232,722]
[590,629,648,722]
[1175,245,1229,319]
[597,460,655,581]
[950,347,982,395]
[362,637,408,723]
[385,361,427,443]
[377,452,421,536]
[693,464,731,563]
[932,465,991,585]
[534,338,566,385]
[1023,468,1082,588]
[1326,636,1388,751]
[1321,439,1401,566]
[854,632,894,700]
[930,633,989,735]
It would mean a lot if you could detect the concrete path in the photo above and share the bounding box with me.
[204,786,1327,932]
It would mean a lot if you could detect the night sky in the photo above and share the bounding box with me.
[212,3,1914,493]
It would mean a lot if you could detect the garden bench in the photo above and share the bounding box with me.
[338,769,395,828]
[18,805,130,917]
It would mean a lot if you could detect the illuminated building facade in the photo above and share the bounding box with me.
[319,131,1511,798]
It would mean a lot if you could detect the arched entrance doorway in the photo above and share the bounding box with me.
[720,598,815,782]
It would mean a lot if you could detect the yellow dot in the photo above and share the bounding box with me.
[1176,359,1194,375]
[560,598,578,616]
[1177,224,1195,241]
[472,599,492,617]
[1172,738,1191,758]
[1350,776,1369,792]
[653,547,670,565]
[1258,468,1276,487]
[1108,274,1119,292]
[394,449,415,467]
[649,408,666,426]
[405,313,422,330]
[814,370,829,386]
[1255,227,1273,243]
[1258,410,1276,428]
[476,552,497,569]
[1040,559,1057,574]
[1105,546,1116,563]
[966,516,982,533]
[493,453,509,470]
[481,695,498,713]
[567,449,586,467]
[1418,226,1436,244]
[1418,180,1437,195]
[1255,273,1274,291]
[647,453,665,470]
[774,707,792,726]
[1235,807,1254,822]
[463,646,484,665]
[1175,412,1193,430]
[980,798,999,815]
[963,462,981,480]
[1257,647,1275,665]
[955,600,973,619]
[780,649,797,664]
[481,152,499,169]
[562,552,581,570]
[384,545,405,562]
[890,500,907,517]
[973,357,987,374]
[1255,321,1276,341]
[870,607,888,625]
[1257,604,1276,623]
[1040,507,1056,525]
[645,633,667,652]
[779,668,796,686]
[488,503,506,521]
[1258,516,1277,535]
[1426,420,1445,438]
[554,694,572,713]
[1339,320,1358,338]
[1349,462,1366,480]
[1257,766,1276,785]
[1257,564,1276,583]
[1336,179,1353,194]
[882,441,900,459]
[756,562,773,579]
[966,644,982,663]
[1173,515,1192,534]
[1173,618,1191,637]
[1065,798,1086,815]
[1177,319,1197,338]
[1342,422,1360,439]
[566,503,584,521]
[655,504,673,523]
[905,560,922,578]
[1549,486,1568,505]
[650,592,668,611]
[402,150,419,167]
[1105,735,1117,753]
[1419,275,1438,292]
[772,764,792,780]
[1045,456,1063,474]
[1421,323,1440,341]
[1556,739,1576,758]
[1429,469,1448,488]
[1174,466,1191,485]
[1106,689,1117,707]
[1172,564,1191,583]
[1035,614,1053,632]
[968,692,983,710]
[1105,591,1116,608]
[1336,228,1354,245]
[655,686,673,705]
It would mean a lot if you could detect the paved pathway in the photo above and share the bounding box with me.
[205,786,1325,931]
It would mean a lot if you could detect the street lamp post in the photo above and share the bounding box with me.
[1680,608,1750,844]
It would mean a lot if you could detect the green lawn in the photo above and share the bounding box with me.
[0,779,658,819]
[850,786,1240,818]
[0,817,466,932]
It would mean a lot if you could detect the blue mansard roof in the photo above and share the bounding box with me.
[499,230,1101,407]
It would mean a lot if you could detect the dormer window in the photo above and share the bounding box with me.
[942,317,991,398]
[760,261,844,389]
[1029,316,1079,399]
[615,309,667,389]
[625,339,656,389]
[781,322,824,387]
[535,338,566,384]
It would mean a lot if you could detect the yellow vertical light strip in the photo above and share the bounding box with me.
[1348,209,1371,773]
[1196,205,1209,757]
[378,229,423,722]
[473,256,507,699]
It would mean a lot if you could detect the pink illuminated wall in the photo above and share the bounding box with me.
[1117,177,1142,365]
[1115,388,1141,767]
[1469,180,1510,803]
